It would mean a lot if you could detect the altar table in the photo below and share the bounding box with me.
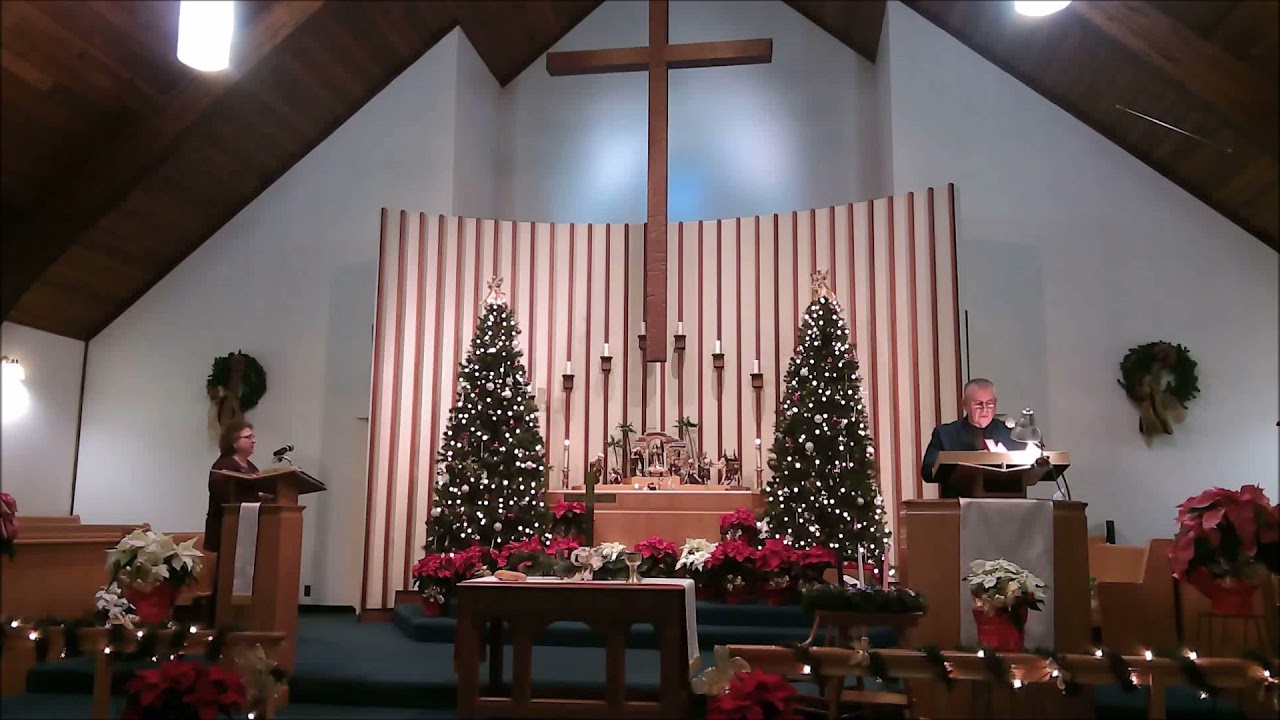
[546,487,762,547]
[454,577,696,719]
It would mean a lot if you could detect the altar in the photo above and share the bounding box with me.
[547,485,762,546]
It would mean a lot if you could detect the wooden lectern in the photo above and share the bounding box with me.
[901,493,1092,718]
[932,450,1070,498]
[213,466,324,674]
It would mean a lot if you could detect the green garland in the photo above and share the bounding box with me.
[801,585,928,614]
[1117,342,1199,407]
[206,351,267,412]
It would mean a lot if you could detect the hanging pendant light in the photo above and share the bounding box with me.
[177,1,236,72]
[1014,1,1071,17]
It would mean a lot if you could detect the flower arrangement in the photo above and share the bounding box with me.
[0,492,18,559]
[122,659,245,720]
[635,535,678,577]
[677,538,718,592]
[550,501,588,541]
[412,546,492,614]
[719,509,760,544]
[705,539,760,603]
[1170,485,1279,615]
[95,581,140,628]
[964,559,1047,620]
[107,530,204,590]
[554,542,630,580]
[706,670,800,720]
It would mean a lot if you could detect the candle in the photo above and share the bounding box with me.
[858,546,866,586]
[565,361,572,375]
[602,342,610,357]
[676,321,684,335]
[754,438,763,469]
[639,321,646,335]
[714,340,722,354]
[753,359,761,374]
[882,555,889,590]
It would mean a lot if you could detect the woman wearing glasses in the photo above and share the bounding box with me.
[920,378,1025,497]
[204,419,261,555]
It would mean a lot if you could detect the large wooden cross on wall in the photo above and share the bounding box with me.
[547,0,773,362]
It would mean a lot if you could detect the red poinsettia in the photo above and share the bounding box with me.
[719,508,760,543]
[756,538,797,574]
[497,537,546,571]
[123,659,245,720]
[707,670,800,720]
[553,501,587,518]
[546,536,582,557]
[0,492,17,559]
[636,535,678,576]
[1170,485,1279,581]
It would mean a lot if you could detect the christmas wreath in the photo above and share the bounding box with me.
[1116,342,1198,439]
[206,351,267,413]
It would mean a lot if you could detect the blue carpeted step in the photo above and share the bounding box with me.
[694,600,812,628]
[0,694,466,719]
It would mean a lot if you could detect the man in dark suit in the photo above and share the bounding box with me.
[921,378,1026,498]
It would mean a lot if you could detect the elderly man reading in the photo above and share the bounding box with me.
[921,378,1026,498]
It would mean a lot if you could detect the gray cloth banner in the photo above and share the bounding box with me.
[959,499,1055,649]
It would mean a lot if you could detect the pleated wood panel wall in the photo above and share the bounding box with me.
[361,186,962,610]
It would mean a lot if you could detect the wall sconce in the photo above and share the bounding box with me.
[1,356,29,423]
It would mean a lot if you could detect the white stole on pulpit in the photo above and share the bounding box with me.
[232,502,261,595]
[959,499,1055,649]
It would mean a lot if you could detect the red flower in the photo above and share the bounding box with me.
[0,492,18,544]
[546,536,581,556]
[497,537,545,570]
[719,508,758,535]
[795,545,837,568]
[553,501,586,519]
[636,536,677,559]
[1170,485,1278,580]
[706,539,759,571]
[756,539,796,574]
[123,660,244,720]
[707,670,800,720]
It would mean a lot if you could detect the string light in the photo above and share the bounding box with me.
[1011,678,1023,689]
[1095,649,1104,658]
[1144,649,1153,661]
[1187,650,1198,661]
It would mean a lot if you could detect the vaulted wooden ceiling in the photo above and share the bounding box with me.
[2,1,1275,340]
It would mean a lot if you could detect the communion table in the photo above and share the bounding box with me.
[547,484,763,546]
[454,577,696,719]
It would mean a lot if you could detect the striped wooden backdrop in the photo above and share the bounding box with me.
[361,186,962,610]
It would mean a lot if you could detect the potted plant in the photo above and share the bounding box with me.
[106,530,203,623]
[705,539,759,604]
[635,535,678,577]
[706,669,799,720]
[719,508,760,544]
[1170,485,1279,616]
[677,538,718,599]
[963,559,1047,652]
[411,552,457,617]
[122,659,245,720]
[756,539,798,605]
[549,501,588,541]
[0,492,17,559]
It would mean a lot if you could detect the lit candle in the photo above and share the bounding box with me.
[754,437,763,469]
[753,359,761,374]
[602,342,610,357]
[858,546,866,586]
[565,361,572,375]
[714,340,722,354]
[676,321,684,335]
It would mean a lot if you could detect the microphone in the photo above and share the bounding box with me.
[273,445,294,457]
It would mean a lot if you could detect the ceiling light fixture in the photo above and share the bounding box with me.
[2,356,29,423]
[177,1,236,72]
[1014,1,1072,17]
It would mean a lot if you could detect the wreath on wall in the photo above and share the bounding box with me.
[206,351,267,429]
[1117,341,1198,441]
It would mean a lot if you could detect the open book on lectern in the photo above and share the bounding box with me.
[932,450,1071,498]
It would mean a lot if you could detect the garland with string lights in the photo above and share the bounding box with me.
[1032,647,1081,695]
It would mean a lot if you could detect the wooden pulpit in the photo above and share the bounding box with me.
[213,466,325,673]
[901,496,1092,718]
[933,450,1070,498]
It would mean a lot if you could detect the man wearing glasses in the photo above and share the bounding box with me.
[920,378,1025,497]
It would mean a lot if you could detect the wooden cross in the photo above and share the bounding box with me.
[547,0,773,362]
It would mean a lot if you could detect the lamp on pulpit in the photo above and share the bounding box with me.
[1011,408,1071,500]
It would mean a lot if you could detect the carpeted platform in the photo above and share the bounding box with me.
[3,610,1247,719]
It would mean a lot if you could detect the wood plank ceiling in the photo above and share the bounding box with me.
[1,1,1274,341]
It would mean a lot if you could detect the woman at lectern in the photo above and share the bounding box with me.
[205,420,260,556]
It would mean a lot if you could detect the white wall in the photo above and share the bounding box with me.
[453,31,502,218]
[75,30,471,608]
[498,0,881,223]
[0,322,84,515]
[881,1,1280,544]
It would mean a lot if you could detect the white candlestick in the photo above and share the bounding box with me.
[715,340,722,354]
[753,359,761,374]
[858,546,866,586]
[640,321,646,335]
[755,438,763,468]
[676,321,684,335]
[602,342,610,357]
[565,361,572,375]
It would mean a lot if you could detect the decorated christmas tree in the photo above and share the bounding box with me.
[425,278,549,552]
[763,270,890,569]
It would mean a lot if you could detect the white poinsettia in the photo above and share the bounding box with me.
[680,538,716,555]
[963,558,1047,614]
[106,528,204,590]
[94,582,139,628]
[596,542,628,562]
